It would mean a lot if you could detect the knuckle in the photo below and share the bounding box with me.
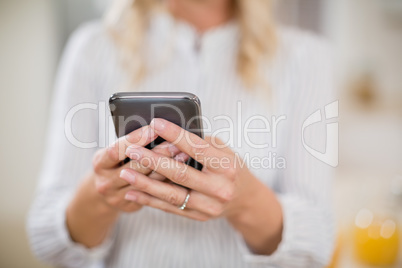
[107,145,119,160]
[225,166,237,180]
[152,142,169,154]
[92,150,104,173]
[192,143,208,160]
[129,161,142,171]
[165,191,178,205]
[140,195,150,206]
[95,180,110,195]
[217,185,235,203]
[135,179,148,190]
[173,166,189,184]
[206,136,226,149]
[126,130,141,144]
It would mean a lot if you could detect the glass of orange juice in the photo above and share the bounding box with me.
[353,208,399,266]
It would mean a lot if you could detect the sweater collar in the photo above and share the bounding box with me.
[147,10,239,57]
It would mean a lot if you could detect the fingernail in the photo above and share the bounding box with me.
[168,144,180,155]
[174,152,190,162]
[126,146,142,160]
[150,118,165,132]
[125,192,137,201]
[120,169,135,183]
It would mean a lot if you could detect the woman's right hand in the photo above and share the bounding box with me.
[66,125,185,247]
[92,125,184,213]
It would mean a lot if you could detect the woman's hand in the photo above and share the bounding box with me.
[120,118,283,255]
[120,119,265,219]
[92,126,185,213]
[66,125,186,248]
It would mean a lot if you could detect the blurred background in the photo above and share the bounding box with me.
[0,0,401,267]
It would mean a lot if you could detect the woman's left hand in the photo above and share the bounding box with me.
[120,118,261,222]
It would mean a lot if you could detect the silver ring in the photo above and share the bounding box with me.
[179,192,191,210]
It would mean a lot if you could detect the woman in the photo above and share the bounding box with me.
[27,0,335,267]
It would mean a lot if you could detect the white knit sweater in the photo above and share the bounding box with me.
[28,11,335,268]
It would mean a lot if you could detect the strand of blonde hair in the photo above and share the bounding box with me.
[105,0,276,88]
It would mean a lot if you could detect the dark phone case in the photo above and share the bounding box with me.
[109,92,204,170]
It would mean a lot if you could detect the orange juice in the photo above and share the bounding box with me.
[353,209,399,265]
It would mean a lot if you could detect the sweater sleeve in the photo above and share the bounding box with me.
[235,32,337,267]
[26,22,116,268]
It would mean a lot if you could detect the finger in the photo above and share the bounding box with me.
[110,157,155,189]
[115,141,181,187]
[126,151,190,182]
[204,136,233,154]
[96,162,155,193]
[95,171,135,203]
[125,190,210,221]
[107,185,137,207]
[149,118,230,171]
[152,141,181,157]
[94,126,157,170]
[151,152,190,181]
[110,186,143,213]
[120,169,223,217]
[125,146,232,198]
[148,170,166,181]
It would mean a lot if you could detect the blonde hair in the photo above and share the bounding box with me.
[105,0,276,88]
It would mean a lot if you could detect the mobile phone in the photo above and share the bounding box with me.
[109,92,204,170]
